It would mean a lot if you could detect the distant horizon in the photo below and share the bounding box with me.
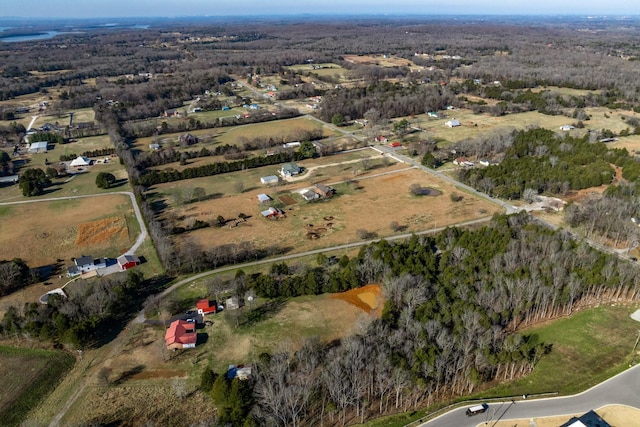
[0,0,638,20]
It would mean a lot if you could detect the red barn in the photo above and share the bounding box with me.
[117,254,140,270]
[388,142,402,148]
[197,299,217,315]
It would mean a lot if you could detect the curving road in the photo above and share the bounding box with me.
[420,363,640,427]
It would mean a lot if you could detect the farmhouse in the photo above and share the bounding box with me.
[165,319,197,350]
[374,135,388,143]
[117,254,140,270]
[67,255,107,277]
[445,118,461,127]
[314,183,334,198]
[453,157,474,167]
[279,162,301,178]
[69,156,92,167]
[260,175,279,185]
[28,141,49,153]
[196,299,217,315]
[164,109,181,117]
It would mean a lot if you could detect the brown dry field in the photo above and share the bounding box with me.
[489,404,640,427]
[0,194,134,267]
[0,195,136,317]
[177,167,499,255]
[343,54,417,68]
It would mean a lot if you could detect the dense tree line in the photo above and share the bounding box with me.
[0,271,144,348]
[565,183,640,247]
[458,128,615,199]
[58,147,116,162]
[193,213,640,425]
[136,151,306,187]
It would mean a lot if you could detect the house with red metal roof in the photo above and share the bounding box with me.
[165,319,197,350]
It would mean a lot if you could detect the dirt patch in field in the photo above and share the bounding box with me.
[75,215,128,246]
[279,194,297,205]
[331,284,383,316]
[130,369,187,380]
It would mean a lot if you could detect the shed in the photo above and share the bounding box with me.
[260,175,279,185]
[28,141,48,153]
[445,119,461,127]
[0,175,19,185]
[257,193,271,204]
[300,189,319,201]
[117,254,140,270]
[559,125,575,131]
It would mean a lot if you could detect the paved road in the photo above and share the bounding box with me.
[420,363,640,427]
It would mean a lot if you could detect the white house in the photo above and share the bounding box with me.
[69,156,91,167]
[67,256,107,277]
[299,189,319,201]
[445,119,461,127]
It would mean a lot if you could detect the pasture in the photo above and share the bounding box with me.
[0,194,136,268]
[409,106,640,146]
[158,156,499,256]
[0,345,74,427]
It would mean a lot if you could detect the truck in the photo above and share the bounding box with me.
[465,403,488,416]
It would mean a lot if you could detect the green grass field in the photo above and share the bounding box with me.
[0,345,74,427]
[475,304,640,398]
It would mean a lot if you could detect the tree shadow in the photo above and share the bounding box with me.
[114,364,146,384]
[109,178,129,188]
[241,298,286,327]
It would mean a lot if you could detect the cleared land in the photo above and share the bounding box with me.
[409,106,640,146]
[0,345,74,427]
[158,161,498,256]
[36,286,382,425]
[474,304,640,398]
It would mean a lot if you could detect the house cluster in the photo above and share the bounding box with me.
[66,254,140,277]
[453,157,474,167]
[298,183,334,201]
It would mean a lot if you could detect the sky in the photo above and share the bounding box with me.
[0,0,638,18]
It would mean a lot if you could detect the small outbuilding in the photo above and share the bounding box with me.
[260,175,279,185]
[559,125,575,131]
[257,193,271,204]
[117,254,140,270]
[445,119,461,127]
[196,299,217,315]
[28,141,49,153]
[314,184,334,198]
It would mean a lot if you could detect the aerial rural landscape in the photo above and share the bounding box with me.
[2,5,640,427]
